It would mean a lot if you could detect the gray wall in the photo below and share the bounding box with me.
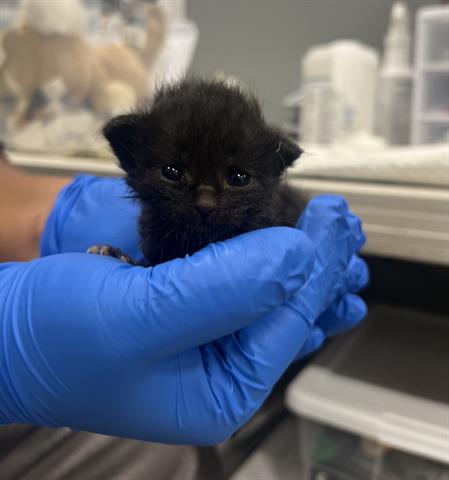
[188,0,438,124]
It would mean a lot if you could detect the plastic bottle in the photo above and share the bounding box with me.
[375,1,413,145]
[300,40,378,145]
[156,0,199,83]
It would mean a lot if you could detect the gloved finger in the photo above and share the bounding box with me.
[346,212,366,251]
[303,255,368,325]
[294,326,326,360]
[294,294,367,361]
[297,195,348,232]
[298,198,364,249]
[315,294,367,337]
[41,175,142,259]
[297,195,362,264]
[342,255,370,293]
[85,227,315,362]
[272,254,367,336]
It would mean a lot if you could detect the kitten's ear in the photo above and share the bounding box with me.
[275,136,304,174]
[103,113,141,173]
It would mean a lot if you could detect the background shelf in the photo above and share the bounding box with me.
[9,150,449,267]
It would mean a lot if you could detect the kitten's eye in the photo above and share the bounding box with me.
[226,167,252,187]
[162,164,183,181]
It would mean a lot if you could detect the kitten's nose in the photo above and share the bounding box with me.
[195,185,217,216]
[196,205,215,219]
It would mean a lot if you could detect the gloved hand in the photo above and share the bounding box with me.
[0,196,367,444]
[41,175,142,261]
[41,175,367,357]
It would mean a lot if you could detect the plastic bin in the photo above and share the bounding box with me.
[0,0,197,158]
[286,305,449,480]
[0,0,166,156]
[411,5,449,144]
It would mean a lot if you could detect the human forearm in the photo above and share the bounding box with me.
[0,154,71,262]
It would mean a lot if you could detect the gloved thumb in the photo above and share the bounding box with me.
[90,226,315,362]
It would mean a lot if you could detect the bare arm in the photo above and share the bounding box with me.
[0,152,71,262]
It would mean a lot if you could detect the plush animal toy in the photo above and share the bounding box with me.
[0,0,167,128]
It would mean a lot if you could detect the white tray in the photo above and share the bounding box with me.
[286,305,449,465]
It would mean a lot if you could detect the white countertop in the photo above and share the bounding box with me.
[9,148,449,266]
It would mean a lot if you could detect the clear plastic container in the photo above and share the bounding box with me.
[300,40,379,145]
[411,5,449,144]
[286,305,449,480]
[299,419,449,480]
[0,0,196,159]
[0,0,166,156]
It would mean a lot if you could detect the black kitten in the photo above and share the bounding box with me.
[99,77,305,266]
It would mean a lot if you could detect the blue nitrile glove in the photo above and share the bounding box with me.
[41,175,143,261]
[41,175,367,357]
[0,196,367,444]
[293,197,369,357]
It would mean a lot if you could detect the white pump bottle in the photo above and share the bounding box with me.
[375,1,413,145]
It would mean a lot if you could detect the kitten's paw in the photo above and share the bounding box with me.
[87,245,137,265]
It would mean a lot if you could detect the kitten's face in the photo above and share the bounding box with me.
[104,79,302,237]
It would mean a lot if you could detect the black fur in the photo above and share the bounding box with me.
[103,77,305,266]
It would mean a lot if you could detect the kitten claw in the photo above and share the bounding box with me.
[87,245,137,265]
[86,245,102,255]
